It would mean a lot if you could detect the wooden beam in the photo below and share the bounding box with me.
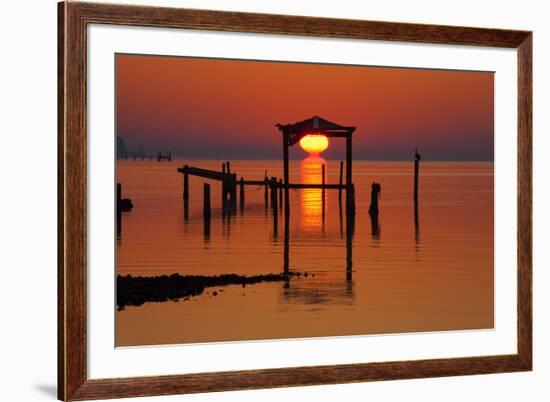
[242,180,267,186]
[178,166,224,181]
[288,184,344,189]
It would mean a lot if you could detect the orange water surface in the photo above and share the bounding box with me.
[116,159,493,346]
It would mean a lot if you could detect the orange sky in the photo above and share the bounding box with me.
[116,54,493,161]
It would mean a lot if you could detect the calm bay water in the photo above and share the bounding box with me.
[116,159,493,346]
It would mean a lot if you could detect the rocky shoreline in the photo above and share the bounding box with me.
[117,272,306,309]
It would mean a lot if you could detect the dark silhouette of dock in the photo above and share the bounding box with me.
[115,117,428,309]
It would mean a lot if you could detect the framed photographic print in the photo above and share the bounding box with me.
[58,1,532,400]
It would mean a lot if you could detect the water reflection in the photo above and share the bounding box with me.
[300,156,327,232]
[281,157,355,305]
[281,277,355,305]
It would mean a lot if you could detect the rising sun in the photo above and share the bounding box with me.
[299,134,329,156]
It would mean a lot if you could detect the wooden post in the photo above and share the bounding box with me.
[203,183,211,220]
[183,166,189,220]
[117,183,122,206]
[230,173,237,212]
[414,157,419,205]
[264,175,268,208]
[278,179,283,207]
[415,201,420,242]
[322,164,326,222]
[284,195,290,273]
[414,149,421,242]
[117,183,122,238]
[270,177,277,209]
[283,131,290,203]
[239,177,245,210]
[346,134,354,214]
[346,183,354,281]
[346,134,352,190]
[271,178,278,238]
[221,163,227,208]
[203,183,211,239]
[346,183,356,218]
[183,165,189,201]
[338,160,344,203]
[226,161,231,174]
[369,182,380,216]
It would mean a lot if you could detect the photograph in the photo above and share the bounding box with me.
[115,54,494,347]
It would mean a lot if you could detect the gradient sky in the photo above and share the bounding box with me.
[116,54,494,161]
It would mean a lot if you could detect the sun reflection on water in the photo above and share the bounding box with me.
[300,155,327,232]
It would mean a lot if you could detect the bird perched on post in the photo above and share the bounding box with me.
[415,148,421,161]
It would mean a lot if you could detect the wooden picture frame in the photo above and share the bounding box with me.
[58,1,532,400]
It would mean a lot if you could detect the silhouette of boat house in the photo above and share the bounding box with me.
[276,115,356,198]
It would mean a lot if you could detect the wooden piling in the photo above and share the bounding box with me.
[278,179,283,207]
[283,132,290,206]
[346,135,352,191]
[203,183,211,220]
[183,165,189,201]
[221,163,227,209]
[230,173,237,212]
[414,157,420,204]
[226,161,231,174]
[283,201,290,275]
[183,166,189,220]
[414,149,421,242]
[270,177,278,209]
[345,187,355,280]
[239,177,245,209]
[272,178,278,238]
[117,183,122,238]
[369,182,381,216]
[203,183,211,238]
[346,183,356,218]
[338,160,344,203]
[264,175,269,208]
[322,164,326,221]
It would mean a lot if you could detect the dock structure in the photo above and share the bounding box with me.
[177,161,347,218]
[174,115,359,282]
[276,115,356,212]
